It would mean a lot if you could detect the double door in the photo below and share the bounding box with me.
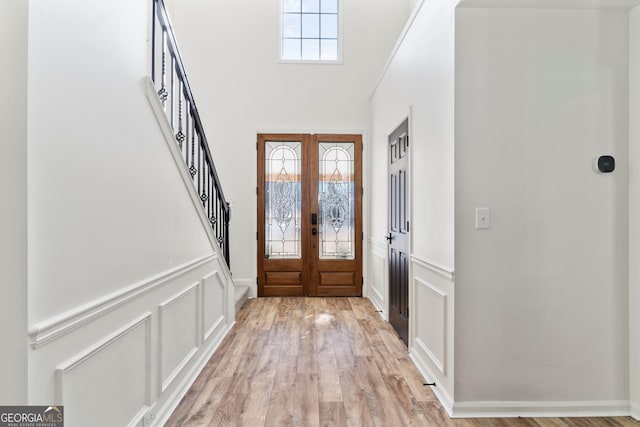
[257,134,362,297]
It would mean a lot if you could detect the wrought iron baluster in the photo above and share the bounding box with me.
[170,56,175,129]
[198,133,203,198]
[175,82,185,149]
[151,0,231,267]
[180,97,191,157]
[188,104,197,178]
[207,169,212,227]
[157,29,168,106]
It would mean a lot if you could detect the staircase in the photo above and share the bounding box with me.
[150,0,250,311]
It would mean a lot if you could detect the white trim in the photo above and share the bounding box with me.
[28,255,214,349]
[631,401,640,420]
[410,351,454,416]
[143,77,233,283]
[367,295,385,317]
[55,313,152,405]
[450,400,631,418]
[233,278,256,299]
[411,255,454,281]
[370,287,385,309]
[158,282,201,393]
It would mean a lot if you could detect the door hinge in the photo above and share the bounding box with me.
[406,306,409,318]
[256,232,258,240]
[406,135,409,147]
[362,232,364,241]
[406,221,410,232]
[361,277,364,285]
[256,276,258,285]
[256,186,258,195]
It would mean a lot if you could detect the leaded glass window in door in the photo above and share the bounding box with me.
[265,141,302,259]
[318,142,355,259]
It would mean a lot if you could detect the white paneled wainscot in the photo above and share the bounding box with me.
[28,255,233,427]
[367,239,388,318]
[409,256,455,414]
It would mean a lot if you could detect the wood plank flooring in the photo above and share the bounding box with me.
[165,297,639,427]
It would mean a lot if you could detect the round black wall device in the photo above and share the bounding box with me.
[597,155,615,173]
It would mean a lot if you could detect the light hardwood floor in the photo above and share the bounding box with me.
[165,297,639,427]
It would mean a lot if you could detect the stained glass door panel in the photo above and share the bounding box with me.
[265,141,302,259]
[318,142,355,260]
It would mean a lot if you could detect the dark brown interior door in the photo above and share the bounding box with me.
[257,134,362,297]
[388,119,409,345]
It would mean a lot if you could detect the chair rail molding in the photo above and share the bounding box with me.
[410,255,454,281]
[28,254,215,349]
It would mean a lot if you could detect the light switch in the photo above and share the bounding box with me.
[476,208,490,229]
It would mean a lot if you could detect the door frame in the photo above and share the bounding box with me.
[386,115,412,348]
[256,132,364,297]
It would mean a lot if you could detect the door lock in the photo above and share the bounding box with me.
[312,227,318,236]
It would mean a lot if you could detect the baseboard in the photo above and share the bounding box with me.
[233,282,250,315]
[233,279,257,299]
[367,294,386,320]
[151,321,231,427]
[450,400,631,418]
[409,350,454,416]
[631,401,640,420]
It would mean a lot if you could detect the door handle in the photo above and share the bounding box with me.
[312,227,318,236]
[385,233,392,242]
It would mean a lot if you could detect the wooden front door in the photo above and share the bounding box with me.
[388,119,409,346]
[257,134,362,297]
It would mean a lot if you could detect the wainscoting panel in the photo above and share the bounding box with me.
[29,254,234,427]
[409,255,455,415]
[55,314,151,427]
[202,271,226,342]
[367,239,388,318]
[158,283,200,393]
[414,277,447,374]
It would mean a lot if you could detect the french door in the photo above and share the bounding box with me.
[257,134,362,297]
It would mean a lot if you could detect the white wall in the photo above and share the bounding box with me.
[455,6,630,412]
[26,0,234,424]
[630,5,640,420]
[0,0,28,404]
[369,0,457,409]
[27,0,213,324]
[169,0,411,291]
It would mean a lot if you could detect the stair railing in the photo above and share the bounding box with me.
[151,0,230,267]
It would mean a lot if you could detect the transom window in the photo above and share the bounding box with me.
[282,0,339,62]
